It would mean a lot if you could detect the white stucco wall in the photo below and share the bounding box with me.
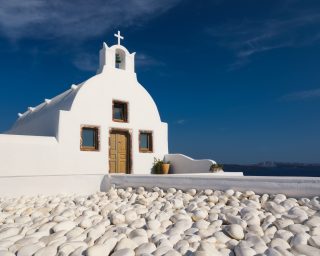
[0,135,59,175]
[0,43,168,176]
[0,175,106,197]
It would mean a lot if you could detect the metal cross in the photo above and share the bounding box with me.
[114,30,124,45]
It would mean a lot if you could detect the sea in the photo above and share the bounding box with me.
[223,164,320,177]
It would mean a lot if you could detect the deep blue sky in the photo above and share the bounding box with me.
[0,0,320,164]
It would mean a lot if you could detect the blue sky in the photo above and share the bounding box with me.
[0,0,320,164]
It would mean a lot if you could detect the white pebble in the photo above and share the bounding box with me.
[34,245,57,256]
[135,243,156,255]
[124,210,138,224]
[115,238,138,251]
[309,236,320,249]
[147,220,161,231]
[225,224,244,240]
[111,213,125,225]
[52,221,76,232]
[234,244,256,256]
[192,209,208,221]
[292,244,320,256]
[87,239,117,256]
[0,228,20,240]
[111,248,135,256]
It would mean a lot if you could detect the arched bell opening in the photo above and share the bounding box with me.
[115,49,126,70]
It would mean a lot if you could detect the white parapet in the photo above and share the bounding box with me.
[164,154,216,174]
[164,153,243,175]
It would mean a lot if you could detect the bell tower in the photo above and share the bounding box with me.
[97,31,136,74]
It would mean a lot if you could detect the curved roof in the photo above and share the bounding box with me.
[109,44,134,55]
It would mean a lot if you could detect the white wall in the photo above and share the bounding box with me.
[0,175,106,197]
[0,134,59,175]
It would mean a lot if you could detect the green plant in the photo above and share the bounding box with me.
[210,163,224,173]
[152,158,163,174]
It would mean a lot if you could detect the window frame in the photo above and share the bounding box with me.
[112,100,128,123]
[139,130,153,153]
[80,125,100,151]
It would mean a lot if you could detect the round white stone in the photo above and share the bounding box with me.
[224,224,244,240]
[87,239,117,256]
[124,210,138,224]
[111,248,135,256]
[52,221,76,232]
[111,213,125,225]
[115,238,138,251]
[135,243,156,255]
[147,220,161,231]
[192,209,208,221]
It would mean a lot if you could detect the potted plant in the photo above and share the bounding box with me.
[210,163,224,173]
[152,158,163,174]
[152,158,170,174]
[161,161,171,174]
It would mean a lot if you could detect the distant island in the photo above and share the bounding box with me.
[223,162,320,177]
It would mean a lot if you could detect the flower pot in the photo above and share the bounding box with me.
[161,164,170,174]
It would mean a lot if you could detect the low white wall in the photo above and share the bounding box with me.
[164,154,217,174]
[1,174,319,198]
[108,174,320,198]
[0,134,107,176]
[0,174,106,197]
[0,134,59,175]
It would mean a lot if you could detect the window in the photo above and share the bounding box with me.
[113,101,128,122]
[139,131,153,152]
[80,126,99,151]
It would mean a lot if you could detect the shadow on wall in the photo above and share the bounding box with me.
[100,175,111,191]
[164,154,216,174]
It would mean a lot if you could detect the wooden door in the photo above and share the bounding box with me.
[109,131,130,173]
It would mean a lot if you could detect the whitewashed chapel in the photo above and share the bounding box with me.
[0,32,227,195]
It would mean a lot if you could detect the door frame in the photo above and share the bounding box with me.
[109,128,132,174]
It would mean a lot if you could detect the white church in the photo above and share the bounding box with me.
[0,32,236,195]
